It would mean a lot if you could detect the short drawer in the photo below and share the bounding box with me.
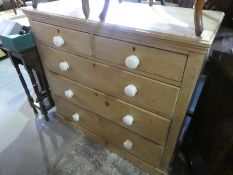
[48,72,170,146]
[38,44,179,118]
[94,36,187,82]
[54,95,164,167]
[31,21,92,56]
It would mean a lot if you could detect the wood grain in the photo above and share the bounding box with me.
[58,114,167,175]
[159,52,206,171]
[55,95,164,167]
[23,0,224,48]
[37,44,179,118]
[94,36,187,82]
[49,72,171,146]
[30,21,92,56]
[24,1,224,173]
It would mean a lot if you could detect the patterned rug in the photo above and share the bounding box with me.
[49,135,148,175]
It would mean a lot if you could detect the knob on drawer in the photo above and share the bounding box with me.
[125,55,139,69]
[64,89,74,98]
[123,114,134,126]
[53,35,64,47]
[72,113,80,122]
[59,61,69,71]
[123,140,133,150]
[124,84,137,97]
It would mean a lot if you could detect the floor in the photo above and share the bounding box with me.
[48,133,192,175]
[0,58,80,175]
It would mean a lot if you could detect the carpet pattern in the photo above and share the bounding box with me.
[49,135,148,175]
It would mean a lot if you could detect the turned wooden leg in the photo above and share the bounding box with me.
[160,0,165,5]
[32,0,38,9]
[81,0,90,19]
[99,0,110,21]
[22,0,26,7]
[149,0,165,6]
[10,56,38,115]
[194,0,204,36]
[10,0,17,14]
[149,0,153,6]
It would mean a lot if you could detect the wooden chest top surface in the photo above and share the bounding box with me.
[23,0,224,49]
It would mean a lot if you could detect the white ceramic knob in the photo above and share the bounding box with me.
[72,113,80,122]
[124,84,137,97]
[59,61,69,71]
[123,114,134,126]
[53,35,64,47]
[64,89,74,98]
[125,55,140,69]
[123,140,133,150]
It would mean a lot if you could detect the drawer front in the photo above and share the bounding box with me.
[48,72,170,146]
[54,95,164,167]
[38,44,179,118]
[31,21,92,56]
[94,36,187,82]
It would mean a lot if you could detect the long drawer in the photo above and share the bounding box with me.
[30,21,92,56]
[54,95,164,167]
[38,44,179,118]
[94,36,187,82]
[48,72,170,145]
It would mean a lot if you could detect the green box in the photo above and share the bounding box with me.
[0,32,35,52]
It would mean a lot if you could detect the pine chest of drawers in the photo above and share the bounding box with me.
[23,1,224,174]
